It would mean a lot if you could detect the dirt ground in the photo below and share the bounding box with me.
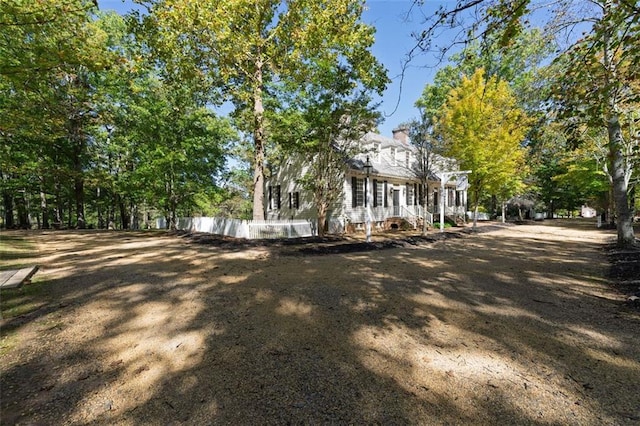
[1,220,639,425]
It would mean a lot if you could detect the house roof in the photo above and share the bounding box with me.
[350,132,464,186]
[363,132,408,149]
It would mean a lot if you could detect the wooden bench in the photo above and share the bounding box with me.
[0,266,39,290]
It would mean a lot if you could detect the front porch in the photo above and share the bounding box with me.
[344,205,464,228]
[342,205,467,230]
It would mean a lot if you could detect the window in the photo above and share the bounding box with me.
[374,180,384,207]
[268,185,281,210]
[383,181,388,207]
[405,151,410,168]
[351,177,364,207]
[406,183,413,206]
[390,147,397,165]
[374,143,381,163]
[289,191,299,210]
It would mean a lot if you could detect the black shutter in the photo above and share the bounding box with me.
[414,184,418,205]
[373,180,378,207]
[268,186,272,210]
[276,185,281,209]
[406,183,410,205]
[383,181,388,207]
[288,192,292,209]
[352,177,357,208]
[295,192,299,209]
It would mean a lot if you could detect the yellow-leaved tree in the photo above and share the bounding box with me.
[437,68,529,227]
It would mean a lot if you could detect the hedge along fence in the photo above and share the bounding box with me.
[156,217,316,239]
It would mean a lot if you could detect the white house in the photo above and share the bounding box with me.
[265,127,469,233]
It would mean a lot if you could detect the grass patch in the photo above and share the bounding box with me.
[0,280,49,319]
[432,222,454,229]
[0,280,50,354]
[0,331,19,356]
[0,234,38,267]
[1,233,46,318]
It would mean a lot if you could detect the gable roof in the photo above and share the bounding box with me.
[351,132,460,184]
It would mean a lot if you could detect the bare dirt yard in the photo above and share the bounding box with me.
[1,220,639,425]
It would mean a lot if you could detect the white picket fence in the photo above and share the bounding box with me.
[157,217,316,239]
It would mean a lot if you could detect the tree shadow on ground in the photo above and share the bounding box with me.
[1,222,639,424]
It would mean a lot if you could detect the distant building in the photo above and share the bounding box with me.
[581,205,597,218]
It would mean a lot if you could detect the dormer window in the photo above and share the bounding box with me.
[405,151,410,168]
[390,147,397,165]
[374,143,381,162]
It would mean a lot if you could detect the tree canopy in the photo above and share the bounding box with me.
[134,0,387,220]
[411,0,638,247]
[436,68,529,226]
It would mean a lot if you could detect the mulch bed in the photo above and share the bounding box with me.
[171,225,507,256]
[606,243,640,310]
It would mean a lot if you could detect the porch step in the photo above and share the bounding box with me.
[385,217,414,231]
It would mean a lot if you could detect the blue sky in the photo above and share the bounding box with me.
[97,0,453,138]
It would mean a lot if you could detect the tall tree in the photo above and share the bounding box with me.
[407,118,438,235]
[134,0,387,220]
[274,65,382,236]
[436,68,529,227]
[551,0,639,246]
[134,84,235,229]
[410,0,638,246]
[0,0,110,228]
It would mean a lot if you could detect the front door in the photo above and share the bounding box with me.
[393,190,400,216]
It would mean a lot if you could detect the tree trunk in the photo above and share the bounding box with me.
[130,202,138,230]
[118,194,129,229]
[169,205,177,231]
[71,118,86,229]
[608,114,636,247]
[601,0,635,247]
[422,188,429,235]
[472,188,479,229]
[97,187,104,229]
[473,202,479,229]
[40,189,49,229]
[75,175,85,229]
[2,189,14,229]
[252,58,266,221]
[16,190,29,229]
[490,195,497,218]
[54,179,63,228]
[317,203,327,238]
[67,196,72,228]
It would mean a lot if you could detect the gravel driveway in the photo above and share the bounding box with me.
[1,220,639,425]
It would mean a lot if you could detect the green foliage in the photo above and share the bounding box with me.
[134,0,387,219]
[1,3,115,228]
[1,6,236,230]
[416,28,553,123]
[547,0,638,246]
[0,0,105,79]
[414,1,637,245]
[273,62,383,235]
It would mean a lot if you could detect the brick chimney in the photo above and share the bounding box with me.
[392,126,409,145]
